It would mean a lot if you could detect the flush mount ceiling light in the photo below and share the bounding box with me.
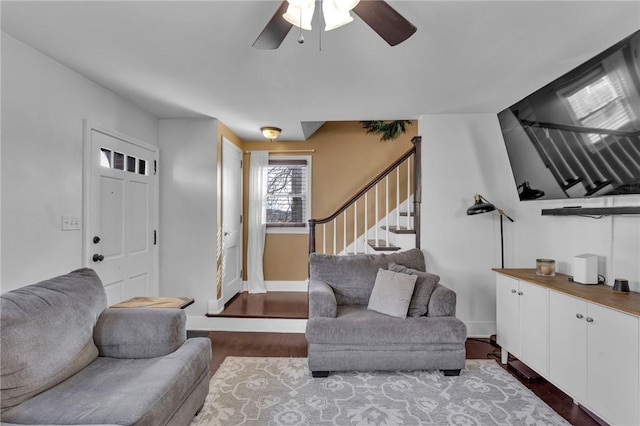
[261,126,282,141]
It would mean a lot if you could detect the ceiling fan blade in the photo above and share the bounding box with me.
[252,0,293,49]
[352,1,417,46]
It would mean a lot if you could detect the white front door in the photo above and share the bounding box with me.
[84,123,158,305]
[222,137,243,304]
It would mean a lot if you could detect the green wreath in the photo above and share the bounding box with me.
[360,120,412,141]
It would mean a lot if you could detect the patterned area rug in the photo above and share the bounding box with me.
[191,357,570,426]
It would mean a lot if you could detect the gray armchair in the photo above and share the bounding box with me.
[305,249,467,377]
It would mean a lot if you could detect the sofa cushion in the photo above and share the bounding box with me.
[0,338,212,425]
[367,268,417,318]
[306,306,467,345]
[309,249,426,305]
[388,262,440,317]
[0,268,106,408]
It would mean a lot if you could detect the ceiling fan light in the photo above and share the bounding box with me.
[332,0,360,11]
[282,2,314,31]
[323,0,354,31]
[287,0,314,9]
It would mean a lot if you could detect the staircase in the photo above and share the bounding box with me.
[520,119,640,198]
[309,136,422,255]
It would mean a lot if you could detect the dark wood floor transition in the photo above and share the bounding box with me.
[192,292,601,426]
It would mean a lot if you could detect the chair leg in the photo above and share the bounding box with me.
[443,369,461,376]
[312,371,330,378]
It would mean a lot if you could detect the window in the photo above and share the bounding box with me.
[266,156,311,231]
[564,69,635,144]
[100,148,148,176]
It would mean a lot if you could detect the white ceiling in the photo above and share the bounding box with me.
[2,1,639,140]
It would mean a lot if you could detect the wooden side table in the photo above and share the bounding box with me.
[110,297,194,309]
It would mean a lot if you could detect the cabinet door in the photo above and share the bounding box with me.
[549,291,587,402]
[518,281,549,376]
[587,303,639,426]
[496,274,520,359]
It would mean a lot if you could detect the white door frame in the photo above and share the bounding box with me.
[82,120,159,295]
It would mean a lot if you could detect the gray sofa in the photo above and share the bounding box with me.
[0,268,211,426]
[306,249,467,377]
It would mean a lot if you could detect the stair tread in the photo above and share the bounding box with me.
[367,239,401,251]
[381,225,416,234]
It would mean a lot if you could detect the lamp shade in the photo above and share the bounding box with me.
[282,1,315,30]
[323,0,354,31]
[518,181,545,200]
[466,194,496,215]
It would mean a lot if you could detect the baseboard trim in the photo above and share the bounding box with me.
[187,316,307,333]
[207,298,224,315]
[241,280,308,292]
[464,321,496,338]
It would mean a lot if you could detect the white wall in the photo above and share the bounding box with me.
[1,33,159,292]
[158,119,218,317]
[419,114,640,337]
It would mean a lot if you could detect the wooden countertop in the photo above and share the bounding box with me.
[493,268,640,317]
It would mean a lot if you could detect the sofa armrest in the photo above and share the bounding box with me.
[427,284,457,317]
[94,308,186,358]
[308,279,337,318]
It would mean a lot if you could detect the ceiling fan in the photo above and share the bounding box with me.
[253,0,417,49]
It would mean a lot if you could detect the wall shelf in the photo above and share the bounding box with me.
[541,206,640,216]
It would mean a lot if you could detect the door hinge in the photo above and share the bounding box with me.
[154,160,157,175]
[153,230,157,245]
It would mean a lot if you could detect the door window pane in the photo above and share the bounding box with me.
[127,156,136,173]
[113,152,125,170]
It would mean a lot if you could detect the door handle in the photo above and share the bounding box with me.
[92,254,104,262]
[511,289,517,293]
[576,313,584,319]
[586,317,594,323]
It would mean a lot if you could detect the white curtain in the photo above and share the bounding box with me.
[247,151,269,293]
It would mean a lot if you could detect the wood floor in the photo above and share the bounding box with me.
[192,292,601,426]
[206,291,308,319]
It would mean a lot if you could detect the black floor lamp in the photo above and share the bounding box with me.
[466,194,514,268]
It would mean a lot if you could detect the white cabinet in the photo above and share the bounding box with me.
[496,275,549,376]
[549,291,587,402]
[548,291,639,426]
[496,269,640,426]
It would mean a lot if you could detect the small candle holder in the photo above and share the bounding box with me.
[536,259,556,276]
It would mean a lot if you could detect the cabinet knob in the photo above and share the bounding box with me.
[517,291,523,296]
[511,289,517,294]
[586,317,594,323]
[576,313,584,319]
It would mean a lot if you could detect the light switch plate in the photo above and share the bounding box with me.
[62,215,81,231]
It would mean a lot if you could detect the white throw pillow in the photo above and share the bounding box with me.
[367,268,417,318]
